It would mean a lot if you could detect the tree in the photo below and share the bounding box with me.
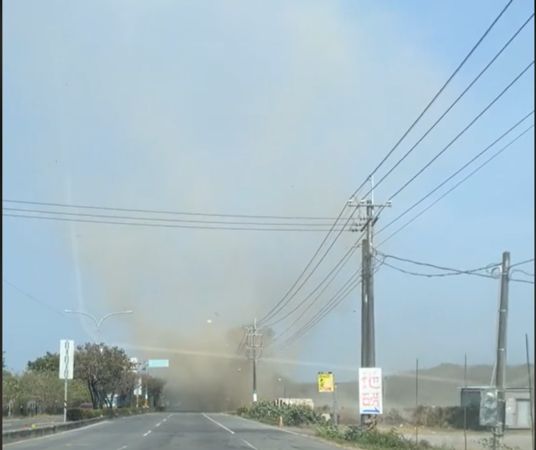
[145,375,166,408]
[75,343,135,409]
[2,372,21,416]
[27,352,59,373]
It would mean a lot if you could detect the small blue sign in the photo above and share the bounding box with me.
[148,359,169,368]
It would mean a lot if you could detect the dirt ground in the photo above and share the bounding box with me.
[378,424,533,450]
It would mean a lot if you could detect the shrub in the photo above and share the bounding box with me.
[66,408,82,421]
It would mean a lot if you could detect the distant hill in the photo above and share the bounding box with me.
[276,364,533,416]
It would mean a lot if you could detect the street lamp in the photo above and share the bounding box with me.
[64,309,133,342]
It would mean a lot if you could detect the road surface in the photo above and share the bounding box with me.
[2,412,345,450]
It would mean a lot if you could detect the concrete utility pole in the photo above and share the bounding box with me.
[246,319,263,403]
[494,251,510,448]
[349,178,390,427]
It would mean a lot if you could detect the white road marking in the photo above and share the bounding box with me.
[201,413,235,434]
[2,421,111,447]
[116,446,128,450]
[241,439,258,450]
[221,414,304,437]
[143,430,152,437]
[155,422,161,427]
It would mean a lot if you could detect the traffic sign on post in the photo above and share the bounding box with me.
[59,340,74,380]
[359,367,383,415]
[317,372,334,393]
[148,359,169,368]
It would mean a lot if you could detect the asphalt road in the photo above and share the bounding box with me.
[2,412,344,450]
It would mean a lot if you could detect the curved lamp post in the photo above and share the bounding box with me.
[64,309,133,343]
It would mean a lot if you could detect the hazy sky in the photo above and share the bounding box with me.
[3,0,534,385]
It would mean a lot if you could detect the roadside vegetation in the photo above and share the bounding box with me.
[2,346,166,419]
[237,402,454,450]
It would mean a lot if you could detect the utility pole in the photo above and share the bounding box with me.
[494,251,510,448]
[246,319,263,403]
[349,178,391,427]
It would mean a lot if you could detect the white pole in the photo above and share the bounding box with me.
[64,377,68,422]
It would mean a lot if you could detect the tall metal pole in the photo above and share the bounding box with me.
[463,353,468,450]
[252,318,258,403]
[525,333,534,450]
[367,200,375,368]
[63,378,68,422]
[415,358,419,446]
[495,251,510,445]
[361,239,369,368]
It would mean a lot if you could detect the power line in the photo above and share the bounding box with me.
[376,254,534,285]
[268,268,361,345]
[387,60,534,202]
[2,213,352,232]
[262,243,360,328]
[376,258,497,280]
[358,12,534,202]
[510,258,535,268]
[2,279,65,316]
[377,115,534,235]
[377,124,534,246]
[274,261,385,349]
[256,1,515,326]
[2,207,347,228]
[347,0,517,201]
[2,199,344,221]
[377,252,500,276]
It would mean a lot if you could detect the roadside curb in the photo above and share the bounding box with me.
[2,417,106,444]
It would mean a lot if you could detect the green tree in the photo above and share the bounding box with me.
[27,352,59,373]
[2,372,21,416]
[145,375,166,408]
[75,343,135,409]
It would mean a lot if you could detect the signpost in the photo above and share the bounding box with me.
[144,359,170,407]
[317,372,334,393]
[318,372,337,425]
[147,359,169,368]
[59,340,74,423]
[359,367,383,415]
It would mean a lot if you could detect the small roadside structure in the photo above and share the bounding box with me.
[460,386,532,430]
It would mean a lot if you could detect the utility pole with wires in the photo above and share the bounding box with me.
[246,319,263,403]
[493,251,510,449]
[348,177,391,428]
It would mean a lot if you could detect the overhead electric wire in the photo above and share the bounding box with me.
[346,0,517,202]
[2,213,352,232]
[376,112,534,235]
[358,13,534,202]
[3,279,65,316]
[257,2,519,326]
[377,124,534,246]
[376,253,534,284]
[262,242,360,328]
[2,199,344,221]
[274,260,385,349]
[510,258,535,268]
[387,60,534,203]
[379,258,534,285]
[268,268,361,346]
[2,207,346,228]
[279,274,363,348]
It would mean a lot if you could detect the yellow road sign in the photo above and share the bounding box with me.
[317,372,334,392]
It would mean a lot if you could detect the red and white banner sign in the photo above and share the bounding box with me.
[359,367,383,415]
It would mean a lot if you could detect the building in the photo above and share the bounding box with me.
[460,386,532,430]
